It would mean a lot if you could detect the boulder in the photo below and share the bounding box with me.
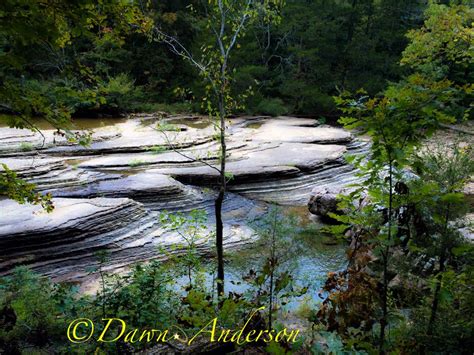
[308,185,368,219]
[308,186,344,217]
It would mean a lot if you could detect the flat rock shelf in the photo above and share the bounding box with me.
[0,115,368,283]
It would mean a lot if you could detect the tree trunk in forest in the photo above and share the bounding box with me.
[215,88,227,299]
[215,189,225,298]
[427,255,445,336]
[341,0,358,88]
[379,160,394,355]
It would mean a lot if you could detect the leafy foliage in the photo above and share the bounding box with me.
[0,164,53,212]
[314,3,473,353]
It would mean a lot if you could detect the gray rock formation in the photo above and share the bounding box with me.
[308,186,347,218]
[0,197,152,279]
[308,185,368,219]
[0,115,365,281]
[0,193,264,281]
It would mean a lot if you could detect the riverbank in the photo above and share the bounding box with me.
[0,114,367,285]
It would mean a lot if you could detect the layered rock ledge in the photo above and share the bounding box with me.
[0,194,264,281]
[0,115,366,281]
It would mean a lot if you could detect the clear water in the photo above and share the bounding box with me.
[172,206,347,315]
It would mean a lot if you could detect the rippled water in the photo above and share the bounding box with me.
[225,211,347,311]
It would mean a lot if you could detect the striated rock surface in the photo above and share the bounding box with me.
[0,156,113,192]
[153,143,346,185]
[0,197,152,279]
[0,115,365,281]
[0,194,264,281]
[51,171,184,199]
[43,119,214,156]
[249,117,352,143]
[0,126,120,157]
[459,213,474,242]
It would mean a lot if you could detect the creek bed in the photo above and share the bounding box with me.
[1,113,357,291]
[171,205,346,317]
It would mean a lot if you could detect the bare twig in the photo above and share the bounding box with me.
[146,123,222,174]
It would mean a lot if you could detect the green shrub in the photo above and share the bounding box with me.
[0,267,80,352]
[256,98,289,116]
[19,142,34,152]
[128,101,193,114]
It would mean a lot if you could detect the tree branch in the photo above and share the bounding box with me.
[146,122,222,174]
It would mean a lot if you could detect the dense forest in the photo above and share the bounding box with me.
[2,0,430,119]
[0,0,473,354]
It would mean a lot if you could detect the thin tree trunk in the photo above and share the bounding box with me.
[427,254,445,336]
[379,254,388,355]
[379,160,393,355]
[215,88,227,299]
[268,210,277,329]
[341,0,358,88]
[365,1,373,36]
[215,189,225,297]
[269,268,274,329]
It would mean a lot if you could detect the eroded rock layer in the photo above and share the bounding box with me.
[0,115,364,281]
